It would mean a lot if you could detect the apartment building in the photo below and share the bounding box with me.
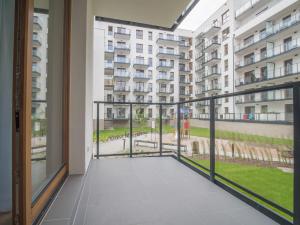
[193,0,300,122]
[94,20,193,123]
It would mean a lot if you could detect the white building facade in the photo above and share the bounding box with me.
[93,21,193,122]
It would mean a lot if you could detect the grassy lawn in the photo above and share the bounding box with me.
[95,125,292,147]
[183,158,293,220]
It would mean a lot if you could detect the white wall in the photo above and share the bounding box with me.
[69,0,94,174]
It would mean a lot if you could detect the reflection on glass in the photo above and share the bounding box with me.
[31,0,65,200]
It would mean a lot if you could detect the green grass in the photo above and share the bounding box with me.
[183,158,293,220]
[95,125,292,147]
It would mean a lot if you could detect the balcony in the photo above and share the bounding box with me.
[179,78,191,86]
[195,52,204,61]
[203,54,221,66]
[203,69,221,79]
[105,45,114,59]
[156,62,173,70]
[179,90,191,97]
[203,85,221,94]
[235,90,293,104]
[114,71,131,80]
[195,77,204,84]
[114,43,130,54]
[179,55,190,63]
[235,13,300,54]
[104,61,114,75]
[179,67,191,75]
[33,16,42,31]
[104,79,114,90]
[133,87,151,94]
[236,64,300,88]
[203,39,221,52]
[113,86,131,93]
[133,72,151,80]
[203,22,221,38]
[114,28,131,39]
[156,75,174,82]
[156,49,180,59]
[32,64,41,77]
[236,39,300,71]
[235,0,267,19]
[156,34,179,45]
[133,59,149,69]
[32,49,41,62]
[32,33,42,47]
[156,89,174,95]
[114,57,131,68]
[179,41,190,49]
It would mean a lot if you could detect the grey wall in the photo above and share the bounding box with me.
[0,0,15,212]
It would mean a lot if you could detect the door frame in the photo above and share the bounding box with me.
[13,0,71,224]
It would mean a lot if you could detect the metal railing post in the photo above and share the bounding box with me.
[293,86,300,225]
[96,102,100,159]
[159,104,163,156]
[130,103,133,158]
[177,103,181,159]
[209,98,215,182]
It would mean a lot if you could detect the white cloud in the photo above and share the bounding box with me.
[179,0,227,31]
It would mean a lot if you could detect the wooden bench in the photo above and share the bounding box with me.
[134,140,158,148]
[162,143,187,152]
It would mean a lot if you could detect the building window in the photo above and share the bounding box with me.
[261,105,268,114]
[222,10,229,24]
[224,59,228,72]
[108,26,113,35]
[170,60,174,68]
[222,27,230,41]
[148,45,153,54]
[224,107,229,113]
[148,108,153,117]
[148,70,152,78]
[136,43,143,53]
[244,35,254,46]
[148,31,152,40]
[136,29,143,39]
[148,58,152,67]
[224,44,228,55]
[224,75,228,87]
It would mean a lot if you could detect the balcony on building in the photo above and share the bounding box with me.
[133,59,149,69]
[203,68,221,79]
[235,0,268,20]
[156,73,174,82]
[236,63,300,89]
[33,16,42,31]
[32,33,42,47]
[114,57,131,68]
[179,77,191,86]
[195,52,204,61]
[203,21,221,38]
[203,38,221,53]
[132,72,151,81]
[156,61,174,70]
[32,49,42,62]
[113,85,131,93]
[195,100,209,108]
[179,55,190,63]
[156,88,174,95]
[156,34,179,45]
[114,43,130,54]
[105,45,114,59]
[179,90,192,97]
[133,86,151,94]
[114,70,131,80]
[203,53,221,66]
[179,66,191,75]
[204,84,221,94]
[195,65,204,73]
[195,77,204,84]
[235,12,300,54]
[32,80,41,93]
[114,27,131,39]
[156,48,180,59]
[236,38,300,71]
[179,39,191,49]
[104,61,114,75]
[32,64,41,77]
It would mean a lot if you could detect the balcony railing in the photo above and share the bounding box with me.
[156,75,174,81]
[235,90,293,104]
[203,54,221,64]
[114,57,130,64]
[114,71,130,78]
[33,16,42,30]
[236,39,300,69]
[236,63,300,87]
[235,0,264,18]
[133,59,149,68]
[94,82,298,225]
[156,49,179,57]
[113,86,130,92]
[236,13,300,53]
[114,28,131,39]
[133,72,151,80]
[32,33,42,46]
[204,39,221,51]
[156,62,174,69]
[133,87,151,93]
[157,89,174,94]
[156,34,179,43]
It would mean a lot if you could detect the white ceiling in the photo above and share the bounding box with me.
[92,0,193,29]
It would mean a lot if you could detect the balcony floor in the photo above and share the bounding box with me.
[41,157,278,225]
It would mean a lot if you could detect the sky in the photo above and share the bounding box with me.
[178,0,227,31]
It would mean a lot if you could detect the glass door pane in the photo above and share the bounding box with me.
[31,0,66,200]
